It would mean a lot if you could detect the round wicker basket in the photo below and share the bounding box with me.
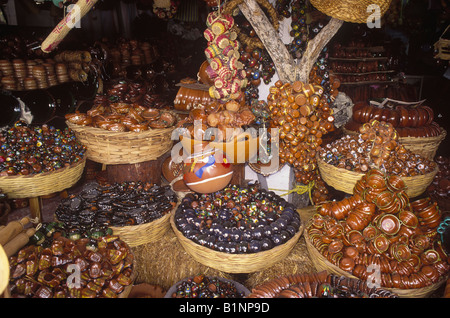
[110,207,175,248]
[310,0,392,24]
[317,155,438,198]
[0,157,86,199]
[66,121,175,165]
[343,127,447,160]
[304,224,448,298]
[170,211,304,274]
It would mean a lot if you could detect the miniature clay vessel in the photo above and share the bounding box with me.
[183,148,233,193]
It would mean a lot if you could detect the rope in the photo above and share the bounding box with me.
[269,180,315,204]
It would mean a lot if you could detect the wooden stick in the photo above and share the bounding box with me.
[41,0,99,53]
[3,228,36,258]
[0,217,31,246]
[28,197,42,223]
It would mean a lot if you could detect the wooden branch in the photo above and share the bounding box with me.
[238,0,296,83]
[296,17,344,82]
[239,0,343,84]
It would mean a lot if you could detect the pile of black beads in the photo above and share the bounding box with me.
[174,184,301,254]
[55,182,177,228]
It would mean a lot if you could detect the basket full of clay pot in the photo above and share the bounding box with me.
[66,103,178,165]
[318,119,438,198]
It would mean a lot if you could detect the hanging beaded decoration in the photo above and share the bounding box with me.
[222,0,278,106]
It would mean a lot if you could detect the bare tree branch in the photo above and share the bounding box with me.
[238,0,343,83]
[296,17,344,82]
[238,0,296,82]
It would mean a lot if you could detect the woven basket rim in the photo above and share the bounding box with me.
[170,210,304,273]
[66,121,176,139]
[0,156,86,181]
[109,209,172,232]
[317,155,439,181]
[343,127,447,142]
[304,219,448,297]
[310,0,392,23]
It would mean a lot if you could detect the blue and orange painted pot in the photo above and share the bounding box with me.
[183,149,233,194]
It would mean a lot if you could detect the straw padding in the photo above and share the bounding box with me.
[304,220,447,298]
[317,155,438,198]
[0,157,86,199]
[170,210,304,274]
[343,127,447,160]
[310,0,392,24]
[110,207,174,248]
[67,121,175,165]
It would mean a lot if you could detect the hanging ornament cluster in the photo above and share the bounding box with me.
[268,80,335,185]
[275,0,292,19]
[287,0,308,59]
[239,44,276,104]
[203,11,247,102]
[153,0,179,20]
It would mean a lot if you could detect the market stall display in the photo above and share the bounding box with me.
[1,0,449,300]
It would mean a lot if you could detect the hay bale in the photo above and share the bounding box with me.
[131,228,235,290]
[244,236,316,289]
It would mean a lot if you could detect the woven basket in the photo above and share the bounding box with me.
[317,155,438,198]
[170,210,304,274]
[310,0,392,24]
[304,222,447,298]
[110,207,175,248]
[66,121,175,165]
[0,157,86,199]
[343,127,447,160]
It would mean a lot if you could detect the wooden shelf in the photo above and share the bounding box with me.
[332,70,395,76]
[329,56,388,62]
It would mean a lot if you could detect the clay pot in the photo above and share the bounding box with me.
[420,265,440,283]
[363,225,379,241]
[387,175,406,192]
[420,249,440,265]
[375,191,395,210]
[398,210,419,228]
[378,214,401,236]
[328,239,344,254]
[410,198,432,212]
[373,235,390,254]
[183,149,233,193]
[339,257,355,272]
[390,242,411,262]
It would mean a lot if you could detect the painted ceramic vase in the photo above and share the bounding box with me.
[183,149,233,193]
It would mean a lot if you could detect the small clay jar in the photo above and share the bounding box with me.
[339,257,355,272]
